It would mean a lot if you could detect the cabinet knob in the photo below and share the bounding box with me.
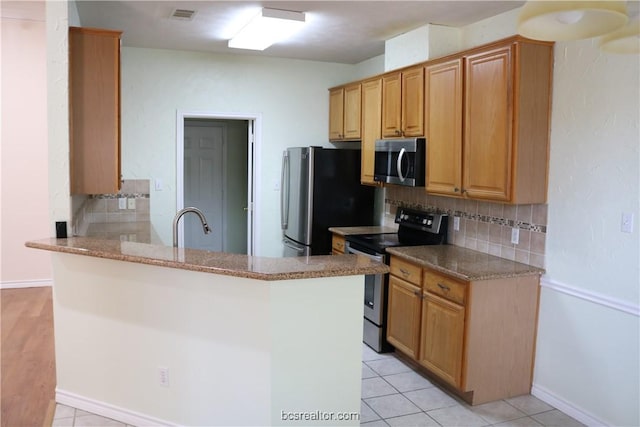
[454,187,460,193]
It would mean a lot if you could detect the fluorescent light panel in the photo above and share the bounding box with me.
[229,8,305,51]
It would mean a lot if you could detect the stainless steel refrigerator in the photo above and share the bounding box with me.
[281,147,376,257]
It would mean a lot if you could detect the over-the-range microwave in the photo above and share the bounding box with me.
[373,137,425,187]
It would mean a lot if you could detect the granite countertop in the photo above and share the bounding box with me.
[26,237,389,281]
[328,225,398,236]
[83,221,163,245]
[386,245,544,281]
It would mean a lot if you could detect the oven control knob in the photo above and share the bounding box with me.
[422,219,427,224]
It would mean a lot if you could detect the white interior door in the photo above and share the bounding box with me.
[177,111,255,254]
[184,122,225,251]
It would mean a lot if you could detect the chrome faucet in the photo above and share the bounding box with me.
[172,207,212,247]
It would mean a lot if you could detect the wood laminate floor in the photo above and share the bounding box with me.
[1,287,56,427]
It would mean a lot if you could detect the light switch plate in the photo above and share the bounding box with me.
[511,227,520,245]
[118,198,127,210]
[453,216,460,231]
[622,212,634,233]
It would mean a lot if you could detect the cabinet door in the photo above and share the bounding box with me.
[463,46,513,201]
[361,79,382,185]
[381,73,402,137]
[70,27,122,194]
[331,234,345,255]
[419,292,465,388]
[425,59,463,196]
[401,67,424,137]
[329,87,345,140]
[343,84,362,139]
[386,275,422,359]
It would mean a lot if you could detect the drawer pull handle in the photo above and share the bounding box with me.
[399,268,411,277]
[437,282,450,292]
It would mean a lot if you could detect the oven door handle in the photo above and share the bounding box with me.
[346,245,385,263]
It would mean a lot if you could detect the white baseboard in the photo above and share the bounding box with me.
[56,389,177,427]
[531,383,608,427]
[0,279,52,289]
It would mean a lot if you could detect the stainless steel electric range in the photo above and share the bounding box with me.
[345,207,448,353]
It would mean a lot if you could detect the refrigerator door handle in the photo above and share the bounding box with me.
[280,151,289,230]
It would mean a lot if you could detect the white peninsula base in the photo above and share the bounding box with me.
[51,253,364,426]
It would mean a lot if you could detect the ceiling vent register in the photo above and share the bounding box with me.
[170,9,197,21]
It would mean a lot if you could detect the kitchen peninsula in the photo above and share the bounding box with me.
[26,237,388,427]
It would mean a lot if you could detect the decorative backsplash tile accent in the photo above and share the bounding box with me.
[384,186,547,268]
[72,179,151,235]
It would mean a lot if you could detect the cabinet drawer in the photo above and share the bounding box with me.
[332,235,346,254]
[424,271,466,305]
[390,257,422,286]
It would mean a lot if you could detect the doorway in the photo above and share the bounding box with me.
[176,111,257,255]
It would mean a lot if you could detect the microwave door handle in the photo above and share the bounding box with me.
[396,147,406,182]
[280,151,289,229]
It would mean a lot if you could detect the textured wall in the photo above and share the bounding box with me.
[1,7,52,286]
[535,37,639,427]
[120,48,356,254]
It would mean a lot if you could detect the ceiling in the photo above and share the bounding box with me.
[73,1,527,64]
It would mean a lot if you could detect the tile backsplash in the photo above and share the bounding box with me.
[384,186,547,268]
[72,179,150,235]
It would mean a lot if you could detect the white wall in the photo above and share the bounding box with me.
[1,3,52,287]
[460,9,640,427]
[120,48,356,255]
[47,1,71,233]
[51,252,363,426]
[536,36,639,427]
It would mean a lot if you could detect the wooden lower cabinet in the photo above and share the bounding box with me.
[386,276,422,359]
[418,292,465,388]
[331,234,345,255]
[387,255,540,405]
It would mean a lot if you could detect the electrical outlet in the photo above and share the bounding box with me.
[127,198,136,210]
[453,216,460,231]
[511,227,520,245]
[118,198,127,210]
[622,212,634,233]
[159,366,169,387]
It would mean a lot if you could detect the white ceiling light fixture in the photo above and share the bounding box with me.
[517,0,628,41]
[228,8,306,51]
[599,18,640,54]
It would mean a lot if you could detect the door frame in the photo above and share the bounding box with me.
[176,110,261,255]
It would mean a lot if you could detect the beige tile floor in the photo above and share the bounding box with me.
[360,344,584,427]
[51,345,585,427]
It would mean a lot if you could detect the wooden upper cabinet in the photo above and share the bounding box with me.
[328,87,344,140]
[382,67,424,138]
[381,72,402,137]
[401,67,425,137]
[329,83,361,141]
[464,46,513,201]
[69,27,122,195]
[425,59,463,196]
[361,78,383,186]
[463,40,553,203]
